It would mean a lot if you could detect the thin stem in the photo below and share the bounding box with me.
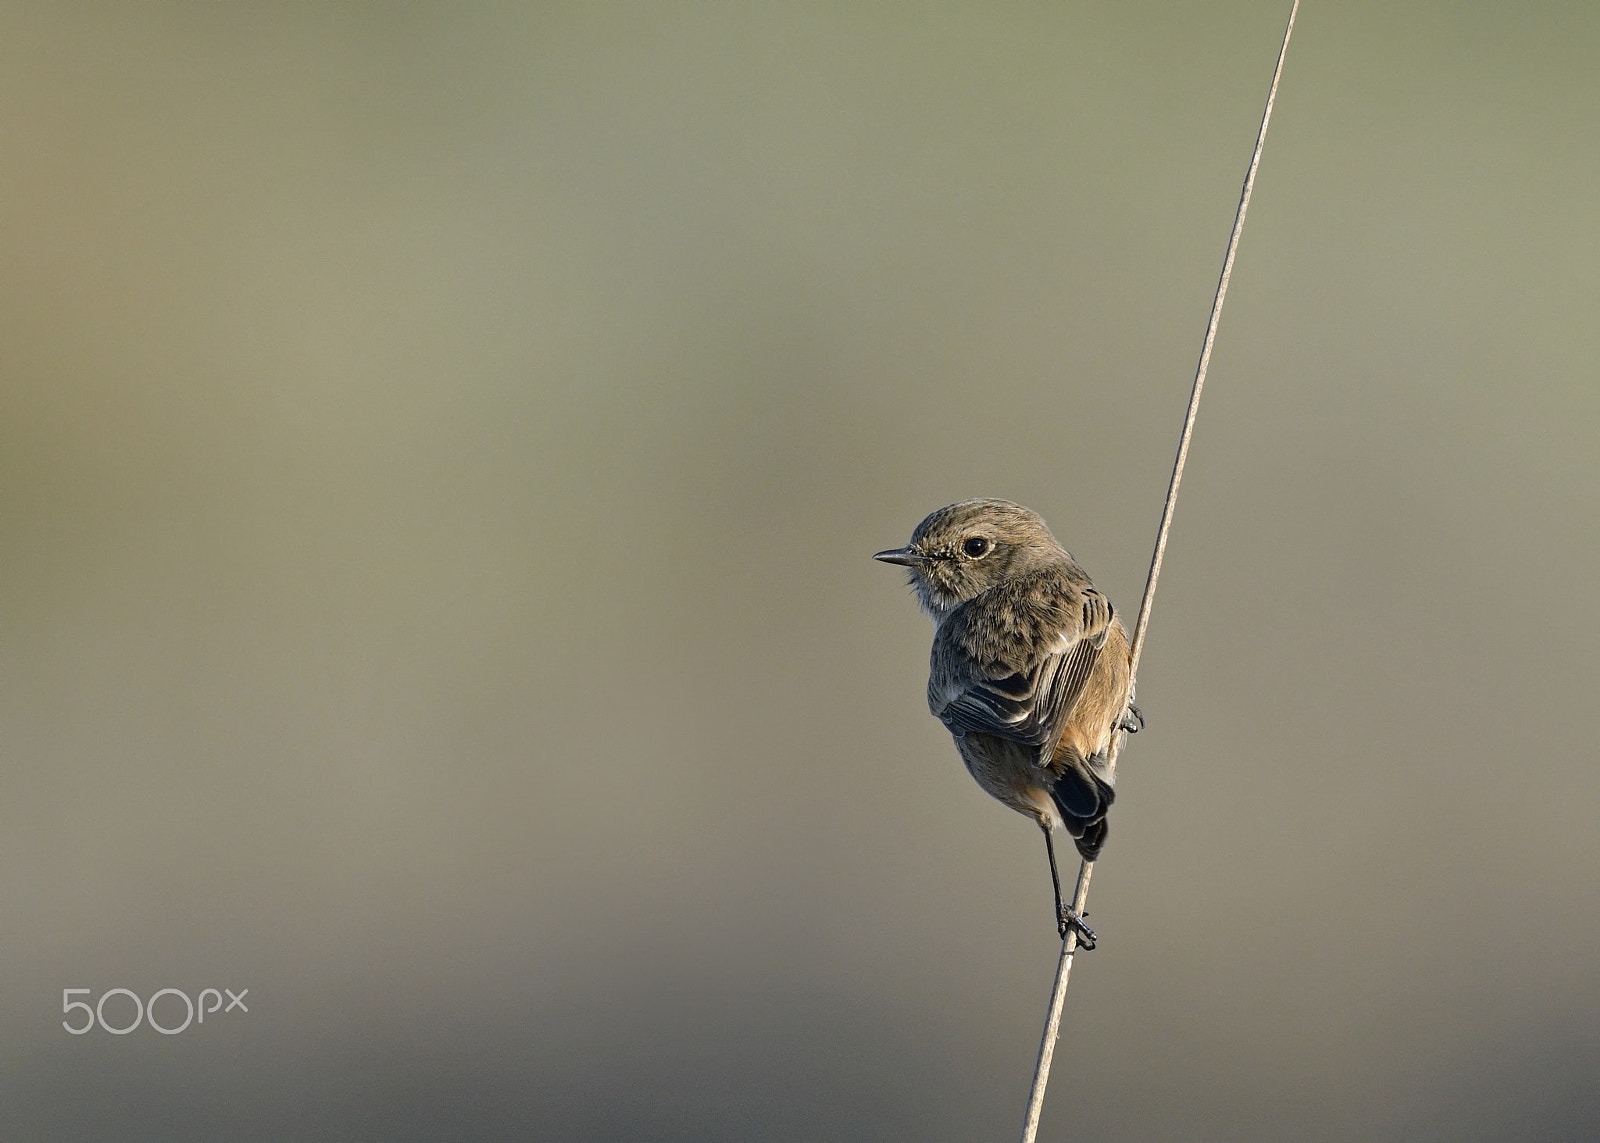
[1019,861,1093,1142]
[1018,4,1299,1140]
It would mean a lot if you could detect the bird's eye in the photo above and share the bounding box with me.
[962,536,990,558]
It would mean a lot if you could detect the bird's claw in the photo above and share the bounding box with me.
[1117,704,1145,734]
[1058,906,1097,950]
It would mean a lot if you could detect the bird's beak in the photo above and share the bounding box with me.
[873,547,929,567]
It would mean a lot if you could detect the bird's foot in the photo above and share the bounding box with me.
[1117,704,1145,734]
[1058,906,1097,950]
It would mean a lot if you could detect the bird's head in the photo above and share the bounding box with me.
[874,498,1068,619]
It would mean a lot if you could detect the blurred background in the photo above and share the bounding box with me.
[3,2,1597,1139]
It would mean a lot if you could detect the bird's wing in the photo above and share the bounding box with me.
[935,638,1103,749]
[930,585,1113,760]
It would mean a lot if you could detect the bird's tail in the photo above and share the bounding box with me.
[1048,749,1116,861]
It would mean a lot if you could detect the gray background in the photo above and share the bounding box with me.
[4,2,1597,1140]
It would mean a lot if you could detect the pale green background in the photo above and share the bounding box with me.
[4,3,1597,1140]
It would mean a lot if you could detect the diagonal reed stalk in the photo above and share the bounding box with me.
[1018,3,1300,1140]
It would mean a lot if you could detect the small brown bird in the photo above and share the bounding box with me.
[875,499,1141,944]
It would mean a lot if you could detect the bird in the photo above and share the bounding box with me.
[874,499,1142,946]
